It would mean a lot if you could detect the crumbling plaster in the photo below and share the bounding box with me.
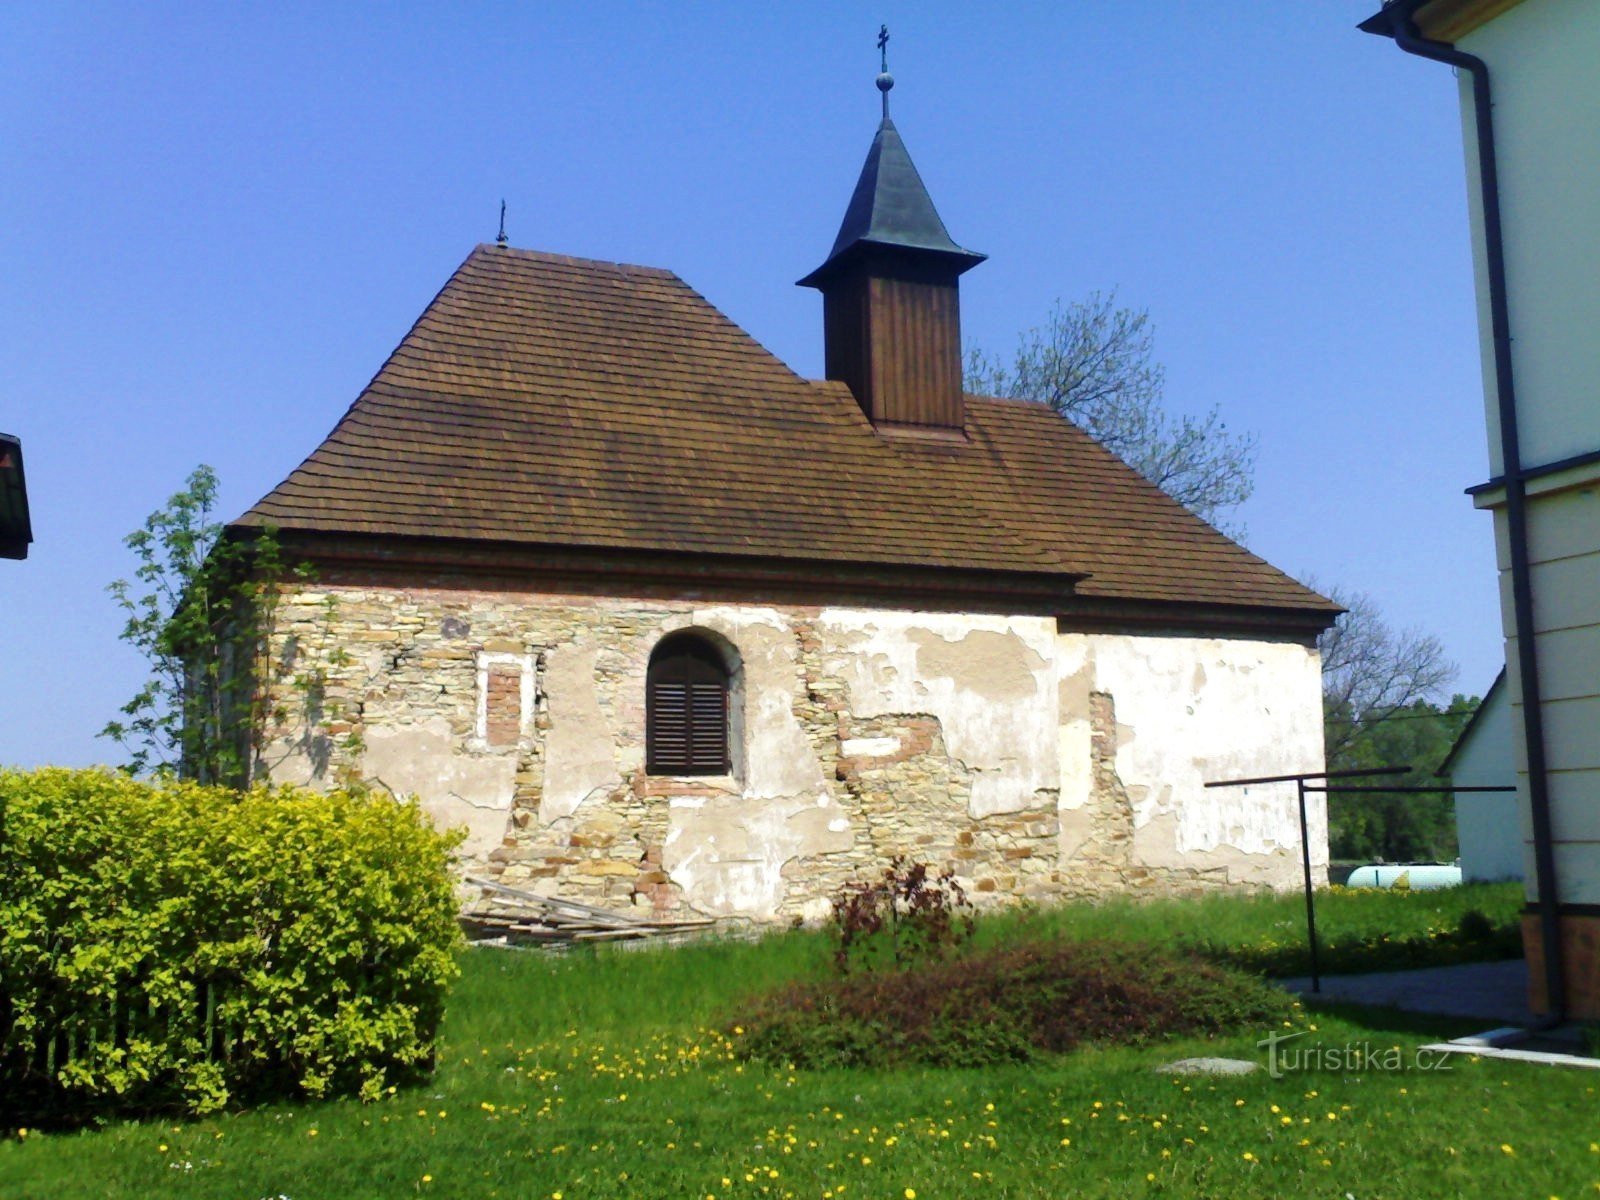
[814,609,1059,819]
[1057,632,1326,890]
[256,582,1325,919]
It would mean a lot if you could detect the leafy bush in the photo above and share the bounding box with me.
[830,857,974,975]
[0,768,462,1117]
[735,939,1287,1070]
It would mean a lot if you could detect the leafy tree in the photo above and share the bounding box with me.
[1311,580,1469,862]
[1325,696,1478,863]
[964,292,1258,526]
[101,465,299,784]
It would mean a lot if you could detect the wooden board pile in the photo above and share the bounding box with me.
[460,876,716,946]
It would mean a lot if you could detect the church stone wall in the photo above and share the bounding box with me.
[257,580,1323,921]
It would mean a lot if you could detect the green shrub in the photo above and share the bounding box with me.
[0,768,462,1117]
[735,939,1287,1070]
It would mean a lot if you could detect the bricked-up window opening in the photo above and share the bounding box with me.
[475,651,534,749]
[484,663,522,748]
[647,633,730,775]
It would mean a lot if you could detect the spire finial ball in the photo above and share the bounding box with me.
[876,71,894,94]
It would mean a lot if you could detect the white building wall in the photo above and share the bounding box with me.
[1446,679,1523,882]
[1457,0,1600,909]
[1459,0,1600,470]
[1056,632,1326,891]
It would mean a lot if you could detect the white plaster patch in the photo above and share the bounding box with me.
[1056,637,1093,818]
[664,791,853,918]
[817,609,1059,818]
[690,606,830,801]
[1059,632,1326,883]
[362,717,516,860]
[841,736,901,757]
[541,640,624,821]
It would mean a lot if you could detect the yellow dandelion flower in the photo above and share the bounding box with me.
[905,1190,917,1199]
[1501,1144,1515,1156]
[1242,1152,1256,1162]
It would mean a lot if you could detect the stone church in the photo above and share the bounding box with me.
[231,73,1337,921]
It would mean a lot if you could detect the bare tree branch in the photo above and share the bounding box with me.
[1312,579,1458,761]
[965,292,1257,526]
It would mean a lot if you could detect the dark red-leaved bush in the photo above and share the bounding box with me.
[736,939,1287,1070]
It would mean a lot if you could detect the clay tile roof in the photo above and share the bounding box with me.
[235,244,1336,619]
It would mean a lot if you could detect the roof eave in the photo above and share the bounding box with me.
[797,238,988,290]
[1356,0,1443,38]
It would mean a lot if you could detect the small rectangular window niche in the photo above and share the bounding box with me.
[476,651,536,748]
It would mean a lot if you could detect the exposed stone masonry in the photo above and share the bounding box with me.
[256,577,1320,922]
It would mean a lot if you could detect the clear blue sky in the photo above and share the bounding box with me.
[1,2,1499,769]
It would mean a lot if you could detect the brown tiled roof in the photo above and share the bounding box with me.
[235,245,1335,619]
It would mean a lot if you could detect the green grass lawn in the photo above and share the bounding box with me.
[970,879,1527,976]
[5,883,1595,1200]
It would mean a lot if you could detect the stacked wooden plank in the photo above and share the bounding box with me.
[460,876,715,946]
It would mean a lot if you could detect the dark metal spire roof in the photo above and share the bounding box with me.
[798,48,985,289]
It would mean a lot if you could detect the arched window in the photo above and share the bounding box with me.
[647,632,731,776]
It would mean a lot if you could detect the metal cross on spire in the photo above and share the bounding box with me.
[876,24,894,119]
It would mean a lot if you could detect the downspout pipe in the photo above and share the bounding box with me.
[1376,7,1565,1022]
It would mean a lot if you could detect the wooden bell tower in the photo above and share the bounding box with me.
[799,32,985,433]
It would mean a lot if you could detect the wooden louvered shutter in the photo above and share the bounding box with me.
[647,636,730,775]
[649,681,691,772]
[688,682,728,772]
